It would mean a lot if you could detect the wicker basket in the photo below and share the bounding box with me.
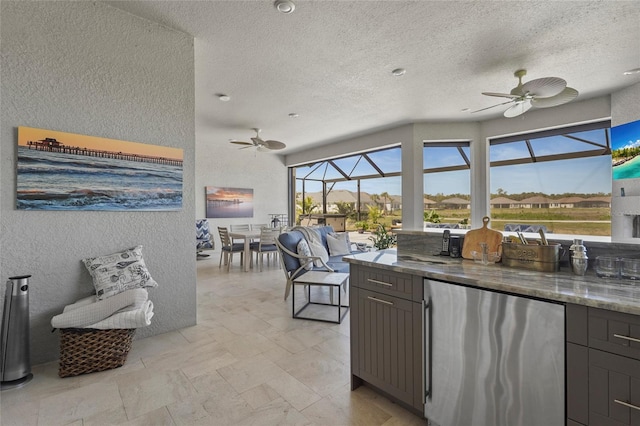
[58,328,135,378]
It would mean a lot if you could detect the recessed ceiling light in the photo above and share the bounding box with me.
[288,113,299,118]
[623,67,640,75]
[274,0,295,14]
[217,94,231,102]
[391,68,406,76]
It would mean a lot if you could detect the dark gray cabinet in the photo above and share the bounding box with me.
[349,264,423,413]
[567,304,640,426]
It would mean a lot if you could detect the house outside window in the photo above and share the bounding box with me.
[423,141,471,229]
[291,146,402,229]
[489,121,612,238]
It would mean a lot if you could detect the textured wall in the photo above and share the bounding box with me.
[193,38,288,236]
[0,1,196,364]
[611,82,640,241]
[194,142,288,233]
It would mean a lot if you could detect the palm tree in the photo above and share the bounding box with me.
[370,193,380,210]
[334,201,355,219]
[380,192,390,215]
[296,195,318,215]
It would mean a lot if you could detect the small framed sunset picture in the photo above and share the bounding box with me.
[205,187,254,218]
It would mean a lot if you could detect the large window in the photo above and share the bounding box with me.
[423,141,471,227]
[489,121,611,237]
[292,146,402,229]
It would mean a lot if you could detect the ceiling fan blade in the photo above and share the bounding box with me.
[503,100,532,118]
[230,140,253,146]
[471,99,516,113]
[520,77,566,98]
[262,140,286,150]
[239,145,254,150]
[531,87,579,108]
[482,92,521,99]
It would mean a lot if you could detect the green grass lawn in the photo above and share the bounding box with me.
[344,208,612,236]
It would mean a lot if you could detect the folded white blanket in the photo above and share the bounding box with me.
[51,288,148,329]
[86,300,154,329]
[62,294,97,312]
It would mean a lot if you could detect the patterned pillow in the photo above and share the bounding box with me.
[296,240,314,270]
[82,245,158,300]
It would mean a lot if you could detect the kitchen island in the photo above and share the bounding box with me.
[345,249,640,426]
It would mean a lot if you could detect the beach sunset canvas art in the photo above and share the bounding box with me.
[17,126,183,211]
[206,187,254,218]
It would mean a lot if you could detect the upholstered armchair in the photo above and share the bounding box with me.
[196,219,215,258]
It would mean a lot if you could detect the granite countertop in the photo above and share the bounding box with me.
[344,249,640,316]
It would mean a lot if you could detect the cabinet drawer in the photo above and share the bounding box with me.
[589,308,640,360]
[352,264,422,302]
[589,348,640,426]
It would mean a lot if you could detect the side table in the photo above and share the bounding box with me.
[292,271,349,324]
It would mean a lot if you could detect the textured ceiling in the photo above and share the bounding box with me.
[105,1,640,155]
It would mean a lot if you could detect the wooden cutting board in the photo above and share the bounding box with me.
[462,216,503,260]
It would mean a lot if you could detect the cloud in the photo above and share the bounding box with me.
[623,139,640,149]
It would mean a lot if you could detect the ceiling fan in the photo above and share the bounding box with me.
[474,69,579,118]
[229,128,286,151]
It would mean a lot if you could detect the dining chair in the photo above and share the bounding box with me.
[230,223,251,244]
[251,224,268,230]
[250,227,280,271]
[217,227,244,271]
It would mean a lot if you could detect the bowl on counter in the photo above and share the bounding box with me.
[595,256,620,278]
[620,258,640,281]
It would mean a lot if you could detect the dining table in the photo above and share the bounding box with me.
[228,229,262,272]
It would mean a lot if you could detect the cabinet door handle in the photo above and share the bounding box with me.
[423,298,431,400]
[614,399,640,412]
[367,296,393,306]
[613,334,640,344]
[367,278,393,287]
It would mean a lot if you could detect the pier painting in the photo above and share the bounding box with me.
[611,119,640,181]
[206,187,254,218]
[17,126,183,211]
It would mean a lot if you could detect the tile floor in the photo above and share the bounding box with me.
[0,254,427,425]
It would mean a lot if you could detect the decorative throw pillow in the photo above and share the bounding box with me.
[296,240,314,271]
[82,245,158,300]
[307,238,329,267]
[327,232,352,256]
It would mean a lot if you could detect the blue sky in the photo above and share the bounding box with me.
[611,119,640,151]
[298,156,612,196]
[297,129,613,196]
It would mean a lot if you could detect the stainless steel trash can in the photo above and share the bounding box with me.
[1,275,33,390]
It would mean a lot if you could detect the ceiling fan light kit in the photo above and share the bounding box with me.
[476,69,579,118]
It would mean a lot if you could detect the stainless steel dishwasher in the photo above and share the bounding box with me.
[423,279,565,426]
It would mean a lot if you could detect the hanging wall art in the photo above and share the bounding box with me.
[205,186,254,218]
[17,126,183,211]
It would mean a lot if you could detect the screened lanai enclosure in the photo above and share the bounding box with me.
[289,120,612,236]
[291,146,401,225]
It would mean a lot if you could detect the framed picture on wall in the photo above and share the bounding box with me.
[612,119,640,180]
[17,126,183,211]
[206,186,254,218]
